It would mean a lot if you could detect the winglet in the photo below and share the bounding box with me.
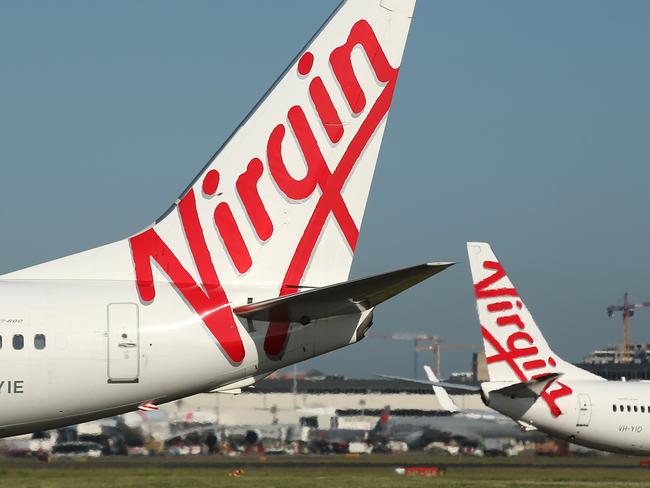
[423,365,461,413]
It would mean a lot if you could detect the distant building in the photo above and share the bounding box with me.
[449,371,473,383]
[582,343,650,365]
[472,352,489,383]
[576,343,650,380]
[168,376,487,430]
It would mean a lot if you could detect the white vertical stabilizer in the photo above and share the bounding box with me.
[4,0,417,291]
[467,242,601,383]
[1,2,418,365]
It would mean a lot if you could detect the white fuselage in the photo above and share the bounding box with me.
[0,279,369,437]
[485,380,650,455]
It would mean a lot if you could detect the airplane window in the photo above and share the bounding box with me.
[642,406,646,413]
[612,405,616,412]
[627,405,631,412]
[34,334,46,350]
[634,406,638,413]
[0,335,2,349]
[620,404,624,411]
[13,334,24,350]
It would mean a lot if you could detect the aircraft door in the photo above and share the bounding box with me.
[576,393,592,427]
[107,303,140,383]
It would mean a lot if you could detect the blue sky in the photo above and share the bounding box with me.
[1,1,649,378]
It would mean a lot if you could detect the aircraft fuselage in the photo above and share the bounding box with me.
[0,279,368,437]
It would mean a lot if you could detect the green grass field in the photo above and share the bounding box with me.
[1,455,650,488]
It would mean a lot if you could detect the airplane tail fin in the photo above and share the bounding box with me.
[5,0,416,290]
[131,0,417,293]
[4,1,418,366]
[370,406,391,435]
[423,365,460,413]
[467,242,600,383]
[130,0,417,362]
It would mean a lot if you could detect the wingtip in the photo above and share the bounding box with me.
[426,261,456,268]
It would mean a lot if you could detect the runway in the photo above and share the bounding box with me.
[3,455,647,471]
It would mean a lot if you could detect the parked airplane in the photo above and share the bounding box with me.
[0,0,455,438]
[402,242,650,456]
[309,406,391,452]
[379,366,540,449]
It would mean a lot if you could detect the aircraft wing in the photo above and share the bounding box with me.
[233,262,454,323]
[376,374,481,392]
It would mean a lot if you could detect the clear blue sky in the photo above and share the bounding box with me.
[1,1,649,378]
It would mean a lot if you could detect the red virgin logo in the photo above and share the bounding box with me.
[129,20,401,364]
[475,261,572,417]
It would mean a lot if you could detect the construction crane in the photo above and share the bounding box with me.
[371,333,480,378]
[607,292,650,364]
[370,333,435,378]
[415,338,481,379]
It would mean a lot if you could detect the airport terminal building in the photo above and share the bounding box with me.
[174,374,486,430]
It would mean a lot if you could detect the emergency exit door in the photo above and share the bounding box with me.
[107,303,139,383]
[576,393,592,427]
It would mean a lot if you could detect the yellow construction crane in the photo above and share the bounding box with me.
[607,292,650,364]
[415,338,481,379]
[371,333,479,378]
[370,333,435,378]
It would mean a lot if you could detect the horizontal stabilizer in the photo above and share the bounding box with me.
[234,262,454,323]
[491,373,562,399]
[376,373,480,392]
